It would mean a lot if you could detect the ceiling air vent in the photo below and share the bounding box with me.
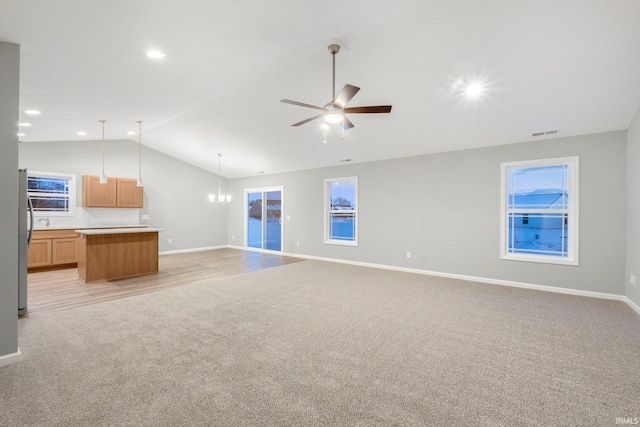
[532,130,558,137]
[339,159,352,163]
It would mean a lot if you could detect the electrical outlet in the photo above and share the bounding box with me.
[296,241,300,246]
[287,215,291,220]
[168,238,172,244]
[141,214,149,220]
[406,251,411,258]
[631,274,637,286]
[232,235,235,240]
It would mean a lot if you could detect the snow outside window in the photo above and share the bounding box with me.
[500,157,579,265]
[28,171,76,216]
[325,177,358,246]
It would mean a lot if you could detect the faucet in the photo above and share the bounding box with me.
[38,217,50,227]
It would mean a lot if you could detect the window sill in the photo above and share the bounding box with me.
[501,254,578,266]
[324,239,358,247]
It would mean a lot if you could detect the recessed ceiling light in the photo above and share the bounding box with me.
[25,110,41,115]
[146,50,166,59]
[18,122,31,127]
[77,131,87,136]
[465,83,483,97]
[17,133,25,137]
[128,131,135,135]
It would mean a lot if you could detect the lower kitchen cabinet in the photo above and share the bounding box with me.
[52,238,78,265]
[28,239,52,268]
[28,229,78,270]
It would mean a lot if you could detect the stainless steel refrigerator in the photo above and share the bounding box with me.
[18,169,33,317]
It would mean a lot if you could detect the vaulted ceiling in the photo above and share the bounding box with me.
[2,0,639,178]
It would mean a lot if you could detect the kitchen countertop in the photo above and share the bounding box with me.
[33,225,149,231]
[75,227,162,235]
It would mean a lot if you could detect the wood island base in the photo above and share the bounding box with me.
[76,228,161,282]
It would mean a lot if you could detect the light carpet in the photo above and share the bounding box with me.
[1,260,639,426]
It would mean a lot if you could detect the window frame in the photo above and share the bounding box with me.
[27,171,77,217]
[500,156,579,266]
[324,176,358,246]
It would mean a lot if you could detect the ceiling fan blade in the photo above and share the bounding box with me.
[280,99,325,111]
[342,117,355,130]
[333,84,360,108]
[291,114,323,127]
[345,105,392,114]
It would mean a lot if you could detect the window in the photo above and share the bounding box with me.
[500,157,578,265]
[27,171,76,216]
[325,177,358,246]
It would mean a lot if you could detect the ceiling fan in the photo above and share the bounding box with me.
[280,44,392,130]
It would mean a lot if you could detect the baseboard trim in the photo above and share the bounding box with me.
[0,348,22,368]
[159,245,227,256]
[278,251,632,304]
[226,244,282,254]
[623,296,640,315]
[207,246,638,314]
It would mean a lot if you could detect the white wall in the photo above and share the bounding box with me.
[19,140,228,252]
[627,108,640,306]
[0,42,20,361]
[227,131,627,295]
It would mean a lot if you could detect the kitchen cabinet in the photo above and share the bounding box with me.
[52,238,78,265]
[116,178,144,208]
[82,175,143,208]
[82,175,117,207]
[28,229,78,270]
[28,239,52,267]
[76,228,160,282]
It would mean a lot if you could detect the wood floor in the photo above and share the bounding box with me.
[24,248,304,317]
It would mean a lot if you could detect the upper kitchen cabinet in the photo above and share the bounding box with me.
[82,175,116,207]
[116,178,144,208]
[82,175,143,208]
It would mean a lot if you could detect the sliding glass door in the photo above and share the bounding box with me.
[246,187,283,252]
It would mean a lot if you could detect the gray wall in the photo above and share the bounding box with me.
[627,108,640,306]
[19,140,228,252]
[0,42,20,359]
[227,131,627,295]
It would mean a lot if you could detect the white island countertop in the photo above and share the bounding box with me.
[34,225,149,231]
[75,227,163,235]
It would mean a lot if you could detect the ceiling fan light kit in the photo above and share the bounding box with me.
[280,44,392,132]
[323,110,344,124]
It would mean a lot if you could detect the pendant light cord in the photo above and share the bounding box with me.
[138,120,142,181]
[217,153,222,201]
[100,120,106,176]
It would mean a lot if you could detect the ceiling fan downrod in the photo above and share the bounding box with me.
[328,44,340,102]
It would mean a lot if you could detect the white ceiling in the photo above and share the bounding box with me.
[2,0,640,179]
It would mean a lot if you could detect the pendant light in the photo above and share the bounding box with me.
[99,120,108,184]
[211,153,231,203]
[136,120,144,187]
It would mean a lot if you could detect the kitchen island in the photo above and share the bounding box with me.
[75,227,162,282]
